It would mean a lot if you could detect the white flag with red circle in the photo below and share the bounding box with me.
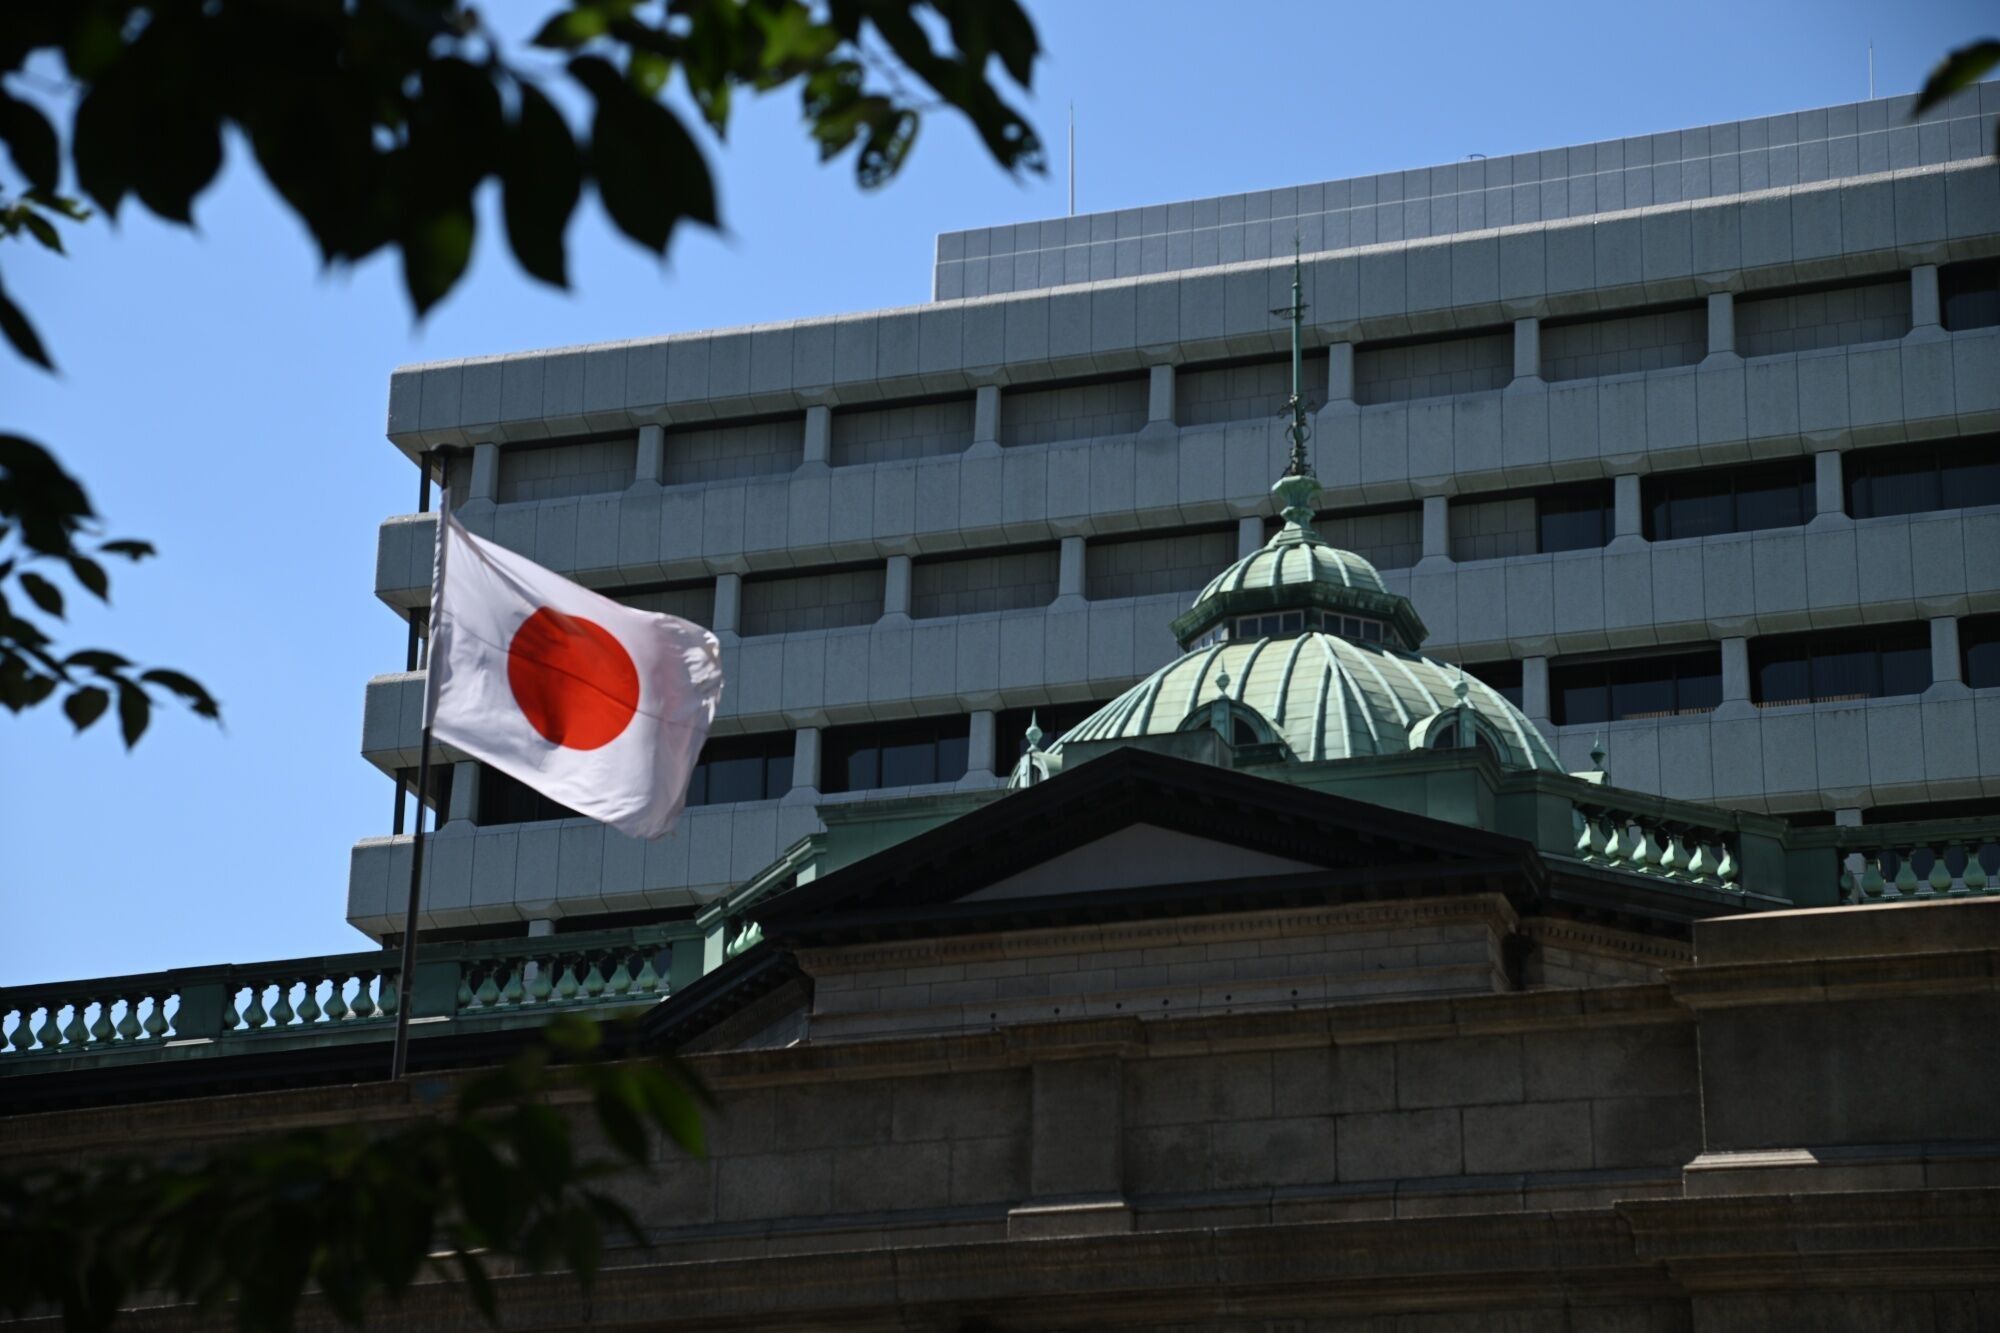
[425,508,723,839]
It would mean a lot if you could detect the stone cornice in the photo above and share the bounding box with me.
[1666,946,2000,1010]
[796,894,1521,975]
[1523,916,1694,967]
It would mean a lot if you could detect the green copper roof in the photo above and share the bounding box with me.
[1047,633,1564,774]
[1193,540,1390,603]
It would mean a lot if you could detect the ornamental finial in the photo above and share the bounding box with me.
[1024,711,1044,752]
[1270,238,1320,533]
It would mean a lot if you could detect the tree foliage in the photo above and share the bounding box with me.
[1915,39,2000,153]
[0,0,1043,744]
[0,1015,708,1332]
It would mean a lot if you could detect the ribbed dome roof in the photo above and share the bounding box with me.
[1194,541,1391,604]
[1047,633,1564,774]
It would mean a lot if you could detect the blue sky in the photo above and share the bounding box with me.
[2,0,1988,985]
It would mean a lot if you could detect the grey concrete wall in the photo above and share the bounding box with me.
[495,437,637,503]
[830,396,974,466]
[1542,306,1706,381]
[931,85,1999,299]
[1736,274,1912,358]
[911,546,1060,619]
[1355,329,1512,405]
[1177,353,1326,427]
[740,567,884,637]
[1000,375,1147,448]
[662,417,802,486]
[1085,528,1235,600]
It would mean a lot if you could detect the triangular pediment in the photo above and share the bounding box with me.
[960,823,1324,901]
[759,747,1545,948]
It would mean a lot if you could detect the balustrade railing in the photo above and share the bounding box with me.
[1570,803,1741,892]
[1834,837,2000,903]
[1,924,697,1066]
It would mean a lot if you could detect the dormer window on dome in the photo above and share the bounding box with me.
[1187,608,1391,650]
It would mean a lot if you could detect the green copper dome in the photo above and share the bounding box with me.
[1013,251,1560,787]
[1042,632,1563,774]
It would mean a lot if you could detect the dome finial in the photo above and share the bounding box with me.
[1270,239,1321,535]
[1024,711,1044,752]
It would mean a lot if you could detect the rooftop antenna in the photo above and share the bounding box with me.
[1868,41,1875,100]
[1064,103,1080,215]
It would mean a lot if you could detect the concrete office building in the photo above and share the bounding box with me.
[8,86,2000,1333]
[351,83,2000,941]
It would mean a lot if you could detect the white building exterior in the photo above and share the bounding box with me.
[350,86,2000,940]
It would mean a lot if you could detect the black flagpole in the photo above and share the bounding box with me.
[390,450,444,1080]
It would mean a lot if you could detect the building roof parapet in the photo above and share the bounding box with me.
[385,154,2000,452]
[934,84,1999,299]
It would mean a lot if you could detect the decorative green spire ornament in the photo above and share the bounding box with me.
[1270,243,1320,534]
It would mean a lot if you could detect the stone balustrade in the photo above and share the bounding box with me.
[1785,819,2000,903]
[0,923,700,1069]
[1571,801,1740,891]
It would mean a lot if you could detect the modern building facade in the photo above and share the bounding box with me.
[6,86,2000,1333]
[352,83,2000,940]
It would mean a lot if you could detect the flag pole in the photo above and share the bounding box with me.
[390,450,447,1081]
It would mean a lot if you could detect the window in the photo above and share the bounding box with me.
[992,702,1104,773]
[1537,482,1616,553]
[1844,436,2000,520]
[1961,615,2000,690]
[1751,624,1931,707]
[685,733,794,806]
[394,763,457,833]
[477,765,576,825]
[1462,660,1523,709]
[1188,608,1392,650]
[1941,259,2000,333]
[822,715,970,793]
[1550,649,1722,726]
[1644,461,1815,541]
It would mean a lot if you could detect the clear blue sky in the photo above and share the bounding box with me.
[2,0,1988,986]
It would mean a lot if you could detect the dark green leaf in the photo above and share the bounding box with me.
[0,92,59,193]
[67,553,108,601]
[100,538,155,561]
[0,275,53,371]
[1914,40,2000,116]
[63,649,130,672]
[542,1012,602,1056]
[454,1251,498,1323]
[400,207,475,318]
[17,570,62,618]
[571,55,718,255]
[62,684,109,732]
[592,1082,650,1165]
[533,7,612,49]
[115,677,148,747]
[500,83,581,288]
[139,667,220,718]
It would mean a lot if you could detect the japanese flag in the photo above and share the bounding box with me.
[425,507,723,839]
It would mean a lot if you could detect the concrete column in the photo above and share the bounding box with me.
[1612,473,1644,541]
[973,384,1002,446]
[1147,365,1175,424]
[1929,615,1964,694]
[526,918,555,938]
[1420,495,1450,561]
[1511,317,1541,381]
[1705,292,1736,360]
[713,572,742,636]
[1812,450,1846,523]
[883,554,913,618]
[1834,808,1864,827]
[1057,535,1087,602]
[635,423,665,483]
[446,760,479,825]
[802,405,831,466]
[788,726,822,796]
[1522,656,1550,722]
[1326,342,1356,403]
[1237,516,1265,559]
[961,710,997,787]
[469,441,500,501]
[1911,264,1942,330]
[1721,636,1752,708]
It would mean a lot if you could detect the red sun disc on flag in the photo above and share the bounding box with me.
[506,608,641,750]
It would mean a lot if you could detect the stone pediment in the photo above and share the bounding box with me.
[959,823,1323,902]
[760,746,1545,949]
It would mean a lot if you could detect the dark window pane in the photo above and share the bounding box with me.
[1941,456,2000,510]
[1537,487,1611,553]
[685,766,707,807]
[765,754,793,797]
[1609,660,1676,721]
[1878,642,1932,697]
[880,737,937,787]
[1811,645,1876,702]
[1733,473,1808,532]
[1666,486,1733,540]
[831,745,875,794]
[1965,617,2000,689]
[1941,259,2000,332]
[1755,651,1811,706]
[1553,671,1609,726]
[1859,459,1941,519]
[935,734,969,783]
[705,755,767,804]
[1675,661,1723,712]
